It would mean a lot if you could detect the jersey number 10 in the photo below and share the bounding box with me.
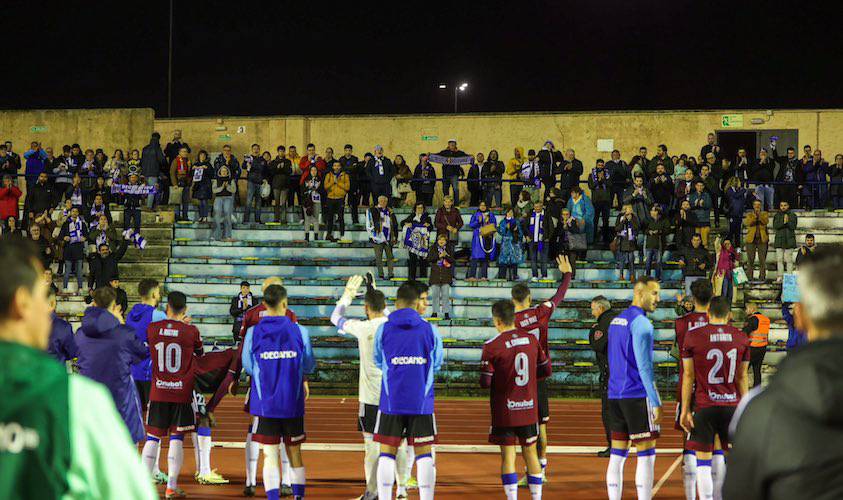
[706,348,737,384]
[155,342,183,373]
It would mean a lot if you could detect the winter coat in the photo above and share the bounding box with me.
[434,206,463,239]
[481,160,505,191]
[622,186,654,225]
[244,155,267,185]
[427,241,455,285]
[537,149,562,185]
[606,160,631,190]
[772,211,798,249]
[0,185,22,220]
[614,214,639,252]
[75,306,148,443]
[58,216,89,261]
[497,217,525,265]
[88,240,128,289]
[413,163,437,194]
[27,181,53,216]
[688,191,712,227]
[506,148,526,186]
[678,245,712,277]
[830,163,843,198]
[365,156,395,187]
[743,210,770,244]
[140,136,166,178]
[268,156,292,191]
[644,217,672,251]
[567,194,595,244]
[23,148,49,179]
[725,187,748,218]
[469,209,497,260]
[649,175,675,208]
[559,158,584,191]
[588,167,612,205]
[191,161,214,200]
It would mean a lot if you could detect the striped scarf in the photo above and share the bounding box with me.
[529,211,545,252]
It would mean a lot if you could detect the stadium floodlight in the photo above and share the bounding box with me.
[459,82,469,91]
[438,83,447,89]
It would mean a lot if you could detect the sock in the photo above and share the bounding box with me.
[528,473,543,500]
[606,448,628,500]
[191,433,200,475]
[405,444,415,480]
[416,453,435,500]
[696,459,714,500]
[539,457,548,478]
[197,426,212,476]
[683,450,698,500]
[377,453,396,500]
[245,430,260,487]
[290,466,306,499]
[153,442,163,476]
[263,444,281,500]
[364,436,380,494]
[141,436,160,473]
[280,443,292,488]
[167,435,184,490]
[635,448,656,500]
[712,451,726,500]
[501,472,518,500]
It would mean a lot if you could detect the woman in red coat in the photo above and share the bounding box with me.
[0,175,22,221]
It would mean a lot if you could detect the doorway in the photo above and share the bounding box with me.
[716,129,799,161]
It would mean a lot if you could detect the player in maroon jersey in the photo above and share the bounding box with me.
[511,254,571,482]
[140,291,203,499]
[673,279,712,500]
[680,296,749,500]
[482,300,552,500]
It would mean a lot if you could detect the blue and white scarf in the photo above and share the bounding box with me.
[404,222,430,258]
[89,205,106,229]
[529,211,545,252]
[95,230,108,248]
[111,183,156,195]
[122,229,147,250]
[429,154,473,165]
[67,218,85,244]
[70,187,83,207]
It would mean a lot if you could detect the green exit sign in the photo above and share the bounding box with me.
[721,114,744,128]
[218,134,232,141]
[30,126,48,133]
[422,135,438,141]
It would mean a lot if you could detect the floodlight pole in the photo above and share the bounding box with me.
[167,0,173,117]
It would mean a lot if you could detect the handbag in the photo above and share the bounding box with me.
[480,223,497,238]
[732,266,748,286]
[609,236,620,254]
[260,180,271,199]
[567,232,587,251]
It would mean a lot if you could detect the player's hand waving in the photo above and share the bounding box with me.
[344,275,363,297]
[556,254,573,274]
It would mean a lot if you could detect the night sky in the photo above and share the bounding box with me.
[5,0,843,117]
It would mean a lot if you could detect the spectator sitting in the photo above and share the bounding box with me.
[428,233,455,319]
[525,200,553,281]
[566,186,595,245]
[677,233,713,295]
[588,159,613,246]
[496,207,524,281]
[643,206,671,280]
[229,281,253,342]
[743,199,770,282]
[713,236,739,303]
[4,217,23,238]
[648,162,674,212]
[191,150,213,223]
[434,195,463,241]
[400,202,432,281]
[90,176,110,207]
[58,206,89,294]
[467,200,497,281]
[366,195,398,280]
[723,176,747,246]
[481,150,505,209]
[795,233,816,267]
[28,223,54,270]
[772,200,798,282]
[614,203,639,281]
[688,179,712,248]
[0,175,22,223]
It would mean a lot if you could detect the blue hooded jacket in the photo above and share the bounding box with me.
[75,306,149,442]
[126,303,166,382]
[46,312,78,363]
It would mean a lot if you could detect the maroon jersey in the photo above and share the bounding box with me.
[682,324,750,409]
[514,274,571,355]
[147,319,203,403]
[675,311,709,397]
[481,329,551,427]
[232,304,298,373]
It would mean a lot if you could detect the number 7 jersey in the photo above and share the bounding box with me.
[681,324,750,409]
[147,319,204,403]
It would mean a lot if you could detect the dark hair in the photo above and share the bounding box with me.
[0,238,42,319]
[364,289,386,312]
[708,296,731,318]
[570,185,583,195]
[410,280,429,296]
[167,291,187,314]
[658,144,667,152]
[263,284,288,308]
[151,132,161,141]
[527,149,536,155]
[806,233,815,240]
[251,143,259,148]
[691,233,702,240]
[511,283,530,303]
[137,278,160,299]
[596,159,605,165]
[787,147,795,152]
[396,282,420,306]
[491,300,515,325]
[306,143,315,149]
[344,144,353,150]
[277,145,286,152]
[92,286,116,309]
[634,275,658,287]
[690,279,713,305]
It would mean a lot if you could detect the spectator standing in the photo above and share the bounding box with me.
[52,145,75,206]
[434,195,463,241]
[496,208,525,281]
[0,144,17,181]
[267,146,292,224]
[170,147,193,221]
[614,204,639,281]
[795,233,817,267]
[830,154,843,209]
[677,233,713,295]
[229,281,253,342]
[506,147,526,207]
[88,240,128,292]
[339,145,361,223]
[648,163,674,213]
[126,149,141,179]
[647,144,674,178]
[750,147,776,211]
[29,223,54,270]
[537,141,562,200]
[771,142,803,208]
[400,202,432,280]
[324,161,350,242]
[58,206,88,293]
[741,302,770,389]
[734,148,751,187]
[191,151,213,223]
[588,296,615,456]
[427,233,455,319]
[0,175,22,222]
[813,149,830,209]
[467,200,497,281]
[214,144,241,207]
[700,133,720,162]
[559,149,584,205]
[212,166,235,241]
[300,166,323,241]
[466,153,483,207]
[674,169,696,211]
[520,149,542,203]
[772,200,798,281]
[412,153,436,207]
[393,154,413,207]
[366,146,395,205]
[120,174,144,235]
[623,175,654,227]
[286,145,301,206]
[801,149,824,210]
[743,200,770,281]
[558,208,583,277]
[105,149,128,185]
[689,180,712,248]
[700,164,721,227]
[366,195,398,280]
[437,139,467,205]
[23,141,49,199]
[589,159,613,245]
[26,172,53,227]
[243,144,267,224]
[713,236,739,303]
[163,130,190,166]
[481,150,505,208]
[606,150,630,210]
[140,132,167,209]
[357,152,373,209]
[3,141,21,184]
[724,177,747,246]
[643,206,671,280]
[88,214,120,250]
[525,200,553,281]
[566,186,595,245]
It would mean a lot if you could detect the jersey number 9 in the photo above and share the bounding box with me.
[514,352,530,387]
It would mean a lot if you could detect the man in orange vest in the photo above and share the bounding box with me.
[742,302,770,388]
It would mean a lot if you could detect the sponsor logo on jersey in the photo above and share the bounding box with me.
[0,422,40,453]
[611,317,629,327]
[259,310,268,318]
[390,356,428,365]
[413,435,435,444]
[260,350,299,360]
[161,328,180,337]
[629,430,655,440]
[708,390,737,402]
[505,337,531,348]
[156,379,184,390]
[507,398,535,410]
